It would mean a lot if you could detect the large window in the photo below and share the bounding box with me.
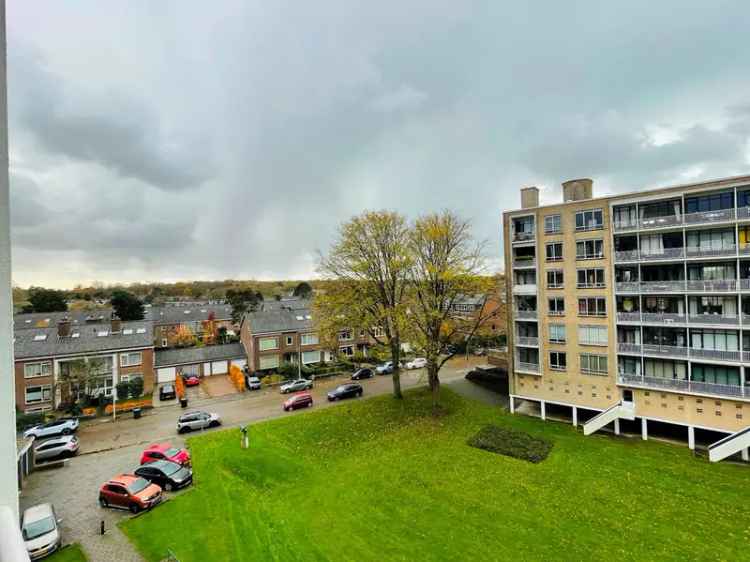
[618,356,640,376]
[577,268,605,288]
[301,351,321,364]
[24,361,51,379]
[548,297,565,316]
[575,209,603,231]
[545,242,563,261]
[691,364,740,385]
[578,297,606,317]
[120,352,142,367]
[686,228,734,251]
[685,192,733,214]
[549,351,567,371]
[576,239,604,260]
[644,358,687,380]
[546,270,563,289]
[580,354,608,375]
[301,333,319,346]
[549,324,566,344]
[578,325,608,346]
[613,205,637,228]
[258,355,280,370]
[25,385,52,404]
[544,214,561,234]
[258,337,279,351]
[690,329,739,351]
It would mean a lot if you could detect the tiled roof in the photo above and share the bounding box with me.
[13,309,115,331]
[155,342,246,367]
[149,305,234,325]
[14,320,153,360]
[246,307,314,334]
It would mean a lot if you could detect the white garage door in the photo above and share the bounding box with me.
[211,360,228,375]
[157,367,176,383]
[230,358,247,370]
[203,362,213,376]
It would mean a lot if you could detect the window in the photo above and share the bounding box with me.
[258,337,278,351]
[339,330,353,341]
[544,214,561,234]
[578,325,608,346]
[120,352,142,367]
[548,297,565,316]
[302,351,320,364]
[161,338,168,347]
[580,354,608,375]
[691,364,740,386]
[575,209,603,231]
[549,324,566,344]
[690,329,739,351]
[685,192,733,214]
[286,335,294,346]
[546,270,564,289]
[613,205,637,229]
[301,333,319,346]
[618,356,641,376]
[545,242,563,261]
[258,355,280,370]
[550,352,566,371]
[372,326,385,337]
[25,385,52,404]
[339,345,354,357]
[24,361,51,379]
[577,268,605,288]
[686,228,734,251]
[576,239,604,259]
[578,297,606,316]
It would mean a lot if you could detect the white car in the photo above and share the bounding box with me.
[34,435,79,462]
[23,418,79,439]
[375,361,394,375]
[177,411,221,433]
[406,358,427,370]
[21,503,62,560]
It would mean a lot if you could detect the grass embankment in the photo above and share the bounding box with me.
[48,543,88,562]
[122,388,749,561]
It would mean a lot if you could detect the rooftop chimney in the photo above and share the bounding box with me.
[562,178,593,202]
[520,186,539,209]
[111,315,122,334]
[57,317,71,338]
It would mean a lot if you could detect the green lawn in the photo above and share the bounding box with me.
[121,388,749,561]
[48,544,88,562]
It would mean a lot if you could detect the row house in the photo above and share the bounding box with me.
[150,304,235,348]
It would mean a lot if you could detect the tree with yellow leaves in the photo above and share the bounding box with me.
[174,323,197,347]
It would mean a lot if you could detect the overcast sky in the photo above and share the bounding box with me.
[7,2,750,288]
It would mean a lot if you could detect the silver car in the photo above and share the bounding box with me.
[21,503,62,560]
[246,376,262,390]
[280,378,313,394]
[177,411,221,433]
[34,435,79,462]
[23,418,79,439]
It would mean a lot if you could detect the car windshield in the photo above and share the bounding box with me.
[23,516,55,540]
[336,386,347,392]
[164,448,181,457]
[160,461,182,476]
[126,478,151,494]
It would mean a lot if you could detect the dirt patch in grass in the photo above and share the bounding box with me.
[468,424,552,463]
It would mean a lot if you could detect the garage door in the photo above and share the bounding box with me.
[203,362,213,376]
[211,360,228,375]
[230,358,247,370]
[157,367,176,383]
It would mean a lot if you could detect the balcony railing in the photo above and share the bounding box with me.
[639,280,687,293]
[513,258,536,268]
[741,279,750,290]
[642,344,688,358]
[516,336,539,347]
[738,206,750,220]
[616,312,642,322]
[640,247,686,261]
[513,232,535,243]
[685,245,736,258]
[617,342,642,354]
[516,362,540,374]
[512,284,537,295]
[615,281,640,293]
[619,343,742,362]
[740,244,750,255]
[689,348,741,362]
[683,208,735,225]
[514,309,538,320]
[615,250,639,263]
[613,219,638,232]
[688,314,739,326]
[640,214,682,230]
[641,312,686,324]
[618,374,747,399]
[686,279,737,292]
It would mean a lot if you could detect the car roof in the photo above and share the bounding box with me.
[145,443,172,452]
[141,459,180,471]
[108,474,139,486]
[22,503,53,524]
[34,436,73,448]
[290,392,311,399]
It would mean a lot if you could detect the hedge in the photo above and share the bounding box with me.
[467,425,552,463]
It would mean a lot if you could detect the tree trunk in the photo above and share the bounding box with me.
[428,362,440,413]
[390,339,403,399]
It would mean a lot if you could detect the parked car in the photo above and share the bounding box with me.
[245,375,262,390]
[176,411,221,433]
[327,383,363,401]
[283,393,313,411]
[23,418,79,439]
[351,368,374,380]
[473,347,486,356]
[159,384,177,401]
[21,503,62,560]
[405,357,427,370]
[134,460,193,491]
[34,435,79,462]
[140,443,191,466]
[98,474,163,513]
[280,378,313,394]
[183,376,200,387]
[375,361,394,375]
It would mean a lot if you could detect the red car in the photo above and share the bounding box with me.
[140,443,191,466]
[283,393,313,411]
[184,376,200,387]
[98,474,163,513]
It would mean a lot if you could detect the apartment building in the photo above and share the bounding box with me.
[504,176,750,462]
[13,315,155,413]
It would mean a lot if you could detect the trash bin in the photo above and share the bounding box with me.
[180,398,188,408]
[133,408,142,419]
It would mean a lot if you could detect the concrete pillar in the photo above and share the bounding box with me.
[572,406,578,427]
[742,448,749,462]
[509,396,515,414]
[540,400,546,421]
[614,419,620,436]
[641,418,648,441]
[688,426,695,450]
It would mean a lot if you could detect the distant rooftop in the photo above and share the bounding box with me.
[155,342,246,367]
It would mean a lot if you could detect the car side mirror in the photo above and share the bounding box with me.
[57,518,63,524]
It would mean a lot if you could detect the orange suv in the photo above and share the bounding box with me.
[98,474,163,514]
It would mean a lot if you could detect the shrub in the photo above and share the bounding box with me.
[115,381,130,401]
[16,411,46,431]
[467,425,552,464]
[277,362,300,380]
[260,374,285,386]
[128,377,145,399]
[465,368,508,394]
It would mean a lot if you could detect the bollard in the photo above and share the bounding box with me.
[100,520,105,535]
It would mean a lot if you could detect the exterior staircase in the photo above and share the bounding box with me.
[708,426,750,462]
[583,401,635,436]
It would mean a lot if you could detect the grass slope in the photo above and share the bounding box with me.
[48,544,88,562]
[121,388,749,561]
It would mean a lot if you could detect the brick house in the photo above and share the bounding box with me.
[13,316,155,413]
[150,304,236,348]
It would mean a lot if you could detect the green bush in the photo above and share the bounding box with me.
[115,381,130,402]
[467,425,552,463]
[260,374,285,386]
[16,411,46,431]
[277,362,301,379]
[128,378,144,398]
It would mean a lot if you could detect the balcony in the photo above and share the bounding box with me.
[614,250,639,263]
[741,279,750,291]
[619,343,742,363]
[514,309,538,320]
[512,284,537,296]
[613,219,638,233]
[639,280,686,293]
[617,342,641,354]
[515,336,539,347]
[640,215,682,230]
[615,281,640,293]
[515,361,540,375]
[740,244,750,256]
[642,344,688,359]
[640,247,686,261]
[689,348,741,362]
[513,232,535,243]
[616,312,641,323]
[618,373,747,399]
[738,206,750,220]
[685,245,736,259]
[688,314,739,326]
[685,279,737,292]
[683,208,735,225]
[513,258,536,269]
[641,312,686,324]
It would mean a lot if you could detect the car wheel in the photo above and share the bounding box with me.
[62,428,71,435]
[358,391,363,397]
[129,503,140,514]
[99,497,108,508]
[209,421,220,428]
[165,482,174,492]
